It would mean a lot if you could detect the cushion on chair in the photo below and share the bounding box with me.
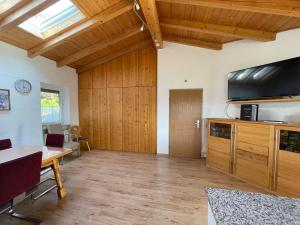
[47,124,64,135]
[0,139,12,150]
[45,134,65,148]
[72,136,88,142]
[0,151,42,205]
[63,141,79,150]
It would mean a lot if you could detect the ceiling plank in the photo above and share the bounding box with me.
[160,18,276,42]
[156,0,300,18]
[77,39,153,73]
[139,0,163,48]
[28,0,133,58]
[70,0,89,16]
[57,24,144,67]
[0,0,59,36]
[164,35,222,50]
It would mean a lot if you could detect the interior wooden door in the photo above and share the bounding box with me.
[169,89,203,158]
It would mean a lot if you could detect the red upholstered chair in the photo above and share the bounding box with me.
[33,134,65,201]
[45,134,65,148]
[0,139,12,150]
[0,151,42,224]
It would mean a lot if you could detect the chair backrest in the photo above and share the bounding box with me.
[70,125,81,137]
[45,134,65,148]
[0,151,42,205]
[0,139,12,151]
[47,124,64,135]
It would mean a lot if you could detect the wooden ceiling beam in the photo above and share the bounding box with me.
[28,0,133,58]
[77,39,153,73]
[164,35,222,50]
[0,0,59,36]
[156,0,300,18]
[57,24,144,67]
[139,0,163,48]
[0,0,32,21]
[160,18,276,42]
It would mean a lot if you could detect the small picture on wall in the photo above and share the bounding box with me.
[0,89,11,111]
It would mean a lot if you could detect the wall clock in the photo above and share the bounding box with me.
[15,79,32,95]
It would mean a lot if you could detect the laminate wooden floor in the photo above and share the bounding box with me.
[0,151,264,225]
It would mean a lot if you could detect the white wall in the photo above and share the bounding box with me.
[157,28,300,155]
[0,41,78,146]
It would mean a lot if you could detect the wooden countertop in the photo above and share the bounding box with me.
[207,118,300,129]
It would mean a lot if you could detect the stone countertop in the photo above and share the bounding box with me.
[206,187,300,225]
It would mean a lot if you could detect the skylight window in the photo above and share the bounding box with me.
[19,0,84,39]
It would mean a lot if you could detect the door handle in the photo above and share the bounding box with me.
[194,119,201,129]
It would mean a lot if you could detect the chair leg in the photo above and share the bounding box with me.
[60,156,64,165]
[78,144,81,156]
[86,141,91,152]
[8,201,42,224]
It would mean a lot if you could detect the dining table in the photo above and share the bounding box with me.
[0,146,72,199]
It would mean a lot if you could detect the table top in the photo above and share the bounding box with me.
[206,187,300,225]
[0,146,72,166]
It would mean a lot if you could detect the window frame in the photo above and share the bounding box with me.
[18,0,85,39]
[40,88,63,125]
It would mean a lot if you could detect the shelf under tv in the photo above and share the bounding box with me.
[227,97,300,104]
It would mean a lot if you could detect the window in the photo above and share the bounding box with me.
[41,89,61,124]
[19,0,84,39]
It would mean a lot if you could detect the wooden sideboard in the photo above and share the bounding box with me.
[207,118,300,197]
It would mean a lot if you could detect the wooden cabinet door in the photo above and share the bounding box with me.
[276,150,300,197]
[207,120,233,173]
[138,46,156,87]
[79,89,93,147]
[123,51,138,87]
[107,88,123,151]
[275,126,300,197]
[234,123,274,189]
[92,89,107,150]
[138,87,156,153]
[107,58,123,88]
[123,87,139,151]
[207,137,231,173]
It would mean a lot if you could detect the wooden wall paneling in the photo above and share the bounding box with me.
[78,71,92,89]
[78,45,157,154]
[107,88,123,151]
[92,64,107,89]
[92,88,107,149]
[79,89,93,148]
[138,46,157,87]
[106,57,123,87]
[138,87,157,154]
[123,51,138,87]
[123,87,139,151]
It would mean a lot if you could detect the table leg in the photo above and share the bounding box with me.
[51,158,66,198]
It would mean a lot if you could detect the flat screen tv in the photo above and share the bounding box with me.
[228,57,300,101]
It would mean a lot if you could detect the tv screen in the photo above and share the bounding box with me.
[228,57,300,100]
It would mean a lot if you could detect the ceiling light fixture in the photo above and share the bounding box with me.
[135,1,141,11]
[140,24,145,31]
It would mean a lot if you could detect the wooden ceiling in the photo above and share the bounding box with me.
[0,0,300,73]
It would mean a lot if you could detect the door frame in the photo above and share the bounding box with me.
[169,88,203,158]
